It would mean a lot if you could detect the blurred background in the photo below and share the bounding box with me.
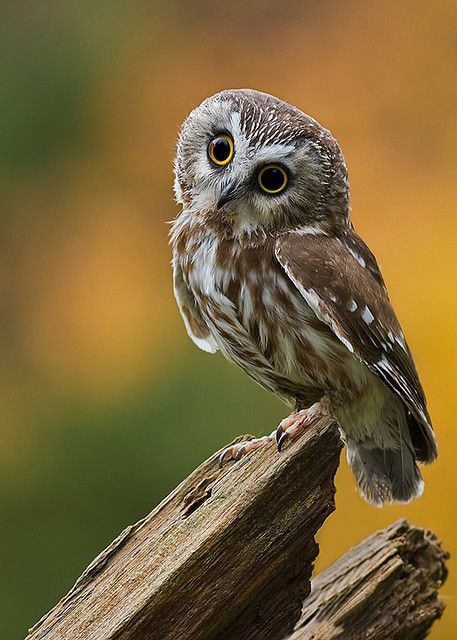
[1,1,456,637]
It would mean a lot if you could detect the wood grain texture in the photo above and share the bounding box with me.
[26,416,342,640]
[290,519,449,640]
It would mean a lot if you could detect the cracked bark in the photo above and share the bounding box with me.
[25,416,448,640]
[289,519,448,640]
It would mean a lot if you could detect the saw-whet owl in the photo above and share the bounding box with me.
[171,88,437,506]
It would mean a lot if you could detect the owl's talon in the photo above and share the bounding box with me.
[275,402,328,451]
[234,447,245,462]
[218,448,233,468]
[277,431,289,452]
[275,427,283,445]
[218,436,272,467]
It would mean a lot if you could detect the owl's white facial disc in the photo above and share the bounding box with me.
[174,89,350,236]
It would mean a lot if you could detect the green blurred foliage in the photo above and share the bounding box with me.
[0,3,130,178]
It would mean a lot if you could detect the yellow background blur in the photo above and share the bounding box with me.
[1,2,456,638]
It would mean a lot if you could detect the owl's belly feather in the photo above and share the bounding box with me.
[184,231,376,410]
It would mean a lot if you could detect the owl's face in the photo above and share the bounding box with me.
[174,89,350,237]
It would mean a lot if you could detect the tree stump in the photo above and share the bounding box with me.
[26,416,448,640]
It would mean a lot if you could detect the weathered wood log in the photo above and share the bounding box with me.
[289,519,448,640]
[26,416,448,640]
[26,415,342,640]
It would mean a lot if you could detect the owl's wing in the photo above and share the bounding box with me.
[275,228,437,463]
[172,259,218,354]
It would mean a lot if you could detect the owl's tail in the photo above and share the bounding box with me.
[346,437,424,506]
[344,396,426,506]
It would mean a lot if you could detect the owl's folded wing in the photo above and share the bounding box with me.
[275,228,437,463]
[172,259,218,354]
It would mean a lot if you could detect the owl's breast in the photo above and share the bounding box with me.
[179,223,364,402]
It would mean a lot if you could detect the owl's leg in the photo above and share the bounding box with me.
[275,396,331,451]
[218,436,273,468]
[218,397,332,466]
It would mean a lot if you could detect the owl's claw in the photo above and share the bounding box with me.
[234,447,246,462]
[218,400,331,465]
[276,431,289,452]
[275,401,330,452]
[218,436,272,468]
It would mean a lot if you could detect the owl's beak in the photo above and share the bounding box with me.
[217,179,242,209]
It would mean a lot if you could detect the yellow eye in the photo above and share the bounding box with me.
[257,164,288,194]
[208,134,234,166]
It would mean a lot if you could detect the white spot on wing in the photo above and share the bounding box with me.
[347,299,358,312]
[395,334,407,352]
[361,305,374,325]
[347,246,366,268]
[295,225,326,237]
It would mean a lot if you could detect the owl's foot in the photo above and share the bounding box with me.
[275,399,331,451]
[218,436,272,468]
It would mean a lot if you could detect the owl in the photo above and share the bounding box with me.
[170,89,437,506]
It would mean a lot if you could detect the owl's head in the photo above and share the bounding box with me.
[174,89,350,238]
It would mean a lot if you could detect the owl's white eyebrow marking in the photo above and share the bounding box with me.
[229,111,250,157]
[347,299,358,312]
[252,142,296,164]
[347,246,366,268]
[361,305,374,324]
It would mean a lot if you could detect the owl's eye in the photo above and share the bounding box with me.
[257,164,288,194]
[208,134,234,166]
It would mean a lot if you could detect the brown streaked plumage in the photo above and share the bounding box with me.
[171,89,437,506]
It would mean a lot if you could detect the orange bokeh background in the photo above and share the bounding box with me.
[1,2,456,637]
